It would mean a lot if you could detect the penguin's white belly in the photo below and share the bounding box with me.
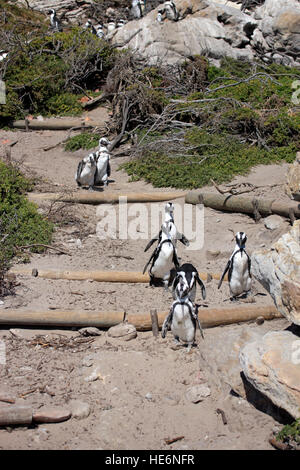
[76,165,95,186]
[230,253,251,295]
[171,304,195,343]
[151,244,174,280]
[95,157,109,182]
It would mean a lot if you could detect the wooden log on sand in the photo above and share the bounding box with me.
[27,191,187,205]
[185,191,300,219]
[0,305,282,331]
[9,268,227,282]
[0,406,32,426]
[12,119,102,130]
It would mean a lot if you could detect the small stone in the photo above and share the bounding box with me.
[69,400,90,420]
[185,385,211,404]
[32,268,38,277]
[78,327,101,337]
[145,393,153,401]
[32,406,71,424]
[264,215,283,231]
[107,323,137,341]
[76,239,82,248]
[82,355,94,367]
[256,316,265,325]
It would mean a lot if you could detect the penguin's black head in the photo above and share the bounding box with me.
[48,9,55,15]
[235,231,247,248]
[165,202,174,214]
[174,275,189,299]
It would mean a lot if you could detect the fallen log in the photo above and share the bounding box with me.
[12,119,103,131]
[0,405,32,427]
[0,305,282,331]
[27,191,187,205]
[9,268,226,283]
[185,191,300,220]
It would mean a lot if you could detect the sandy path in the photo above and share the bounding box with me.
[0,108,294,450]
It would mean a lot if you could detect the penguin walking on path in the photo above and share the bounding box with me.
[161,299,202,351]
[94,137,111,187]
[131,0,144,18]
[144,202,189,252]
[75,153,97,191]
[218,231,252,301]
[143,222,180,290]
[48,9,62,32]
[172,263,206,303]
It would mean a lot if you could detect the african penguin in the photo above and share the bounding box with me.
[131,0,143,18]
[144,202,189,252]
[218,231,252,301]
[94,137,111,187]
[143,222,180,291]
[48,9,62,32]
[95,24,105,38]
[156,9,165,23]
[84,19,97,34]
[0,51,8,62]
[116,19,126,28]
[161,299,203,351]
[172,263,206,303]
[106,20,116,34]
[164,1,179,21]
[75,153,97,191]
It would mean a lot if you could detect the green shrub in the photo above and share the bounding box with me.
[64,133,101,152]
[0,161,53,267]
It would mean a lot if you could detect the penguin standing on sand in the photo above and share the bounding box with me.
[106,20,116,34]
[48,9,62,32]
[75,153,97,191]
[144,202,189,252]
[143,222,180,290]
[94,137,111,187]
[172,263,206,303]
[218,231,252,301]
[164,1,179,21]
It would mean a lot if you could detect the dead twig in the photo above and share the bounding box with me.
[216,408,228,425]
[164,436,185,445]
[16,244,70,256]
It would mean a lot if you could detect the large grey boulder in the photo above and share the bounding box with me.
[251,221,300,326]
[240,330,300,419]
[112,0,256,65]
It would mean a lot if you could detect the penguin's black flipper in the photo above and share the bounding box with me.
[245,250,252,278]
[218,259,231,289]
[178,232,190,247]
[107,160,111,178]
[144,235,159,252]
[195,272,206,300]
[142,247,157,274]
[193,304,204,339]
[172,247,180,270]
[76,160,84,184]
[161,306,173,339]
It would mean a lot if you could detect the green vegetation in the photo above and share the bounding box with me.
[64,132,101,152]
[123,58,300,189]
[0,24,116,124]
[276,419,300,448]
[0,161,53,270]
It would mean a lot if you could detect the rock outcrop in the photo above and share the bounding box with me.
[285,152,300,202]
[251,221,300,326]
[240,330,300,419]
[111,0,300,66]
